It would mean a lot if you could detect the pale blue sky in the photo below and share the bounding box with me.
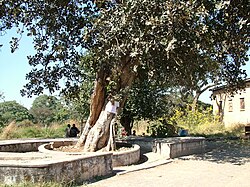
[0,30,249,109]
[0,30,35,109]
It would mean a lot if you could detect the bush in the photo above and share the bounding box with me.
[147,120,177,138]
[170,106,225,136]
[224,123,246,137]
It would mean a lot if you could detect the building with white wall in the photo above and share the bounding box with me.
[211,78,250,127]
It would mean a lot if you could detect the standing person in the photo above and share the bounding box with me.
[70,124,80,137]
[105,96,120,117]
[65,124,71,138]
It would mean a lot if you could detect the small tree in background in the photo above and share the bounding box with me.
[29,95,69,126]
[0,101,33,127]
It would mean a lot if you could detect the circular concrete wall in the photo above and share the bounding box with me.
[38,141,141,166]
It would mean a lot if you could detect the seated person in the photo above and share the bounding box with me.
[70,124,80,137]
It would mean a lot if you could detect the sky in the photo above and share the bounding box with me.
[0,30,35,109]
[0,30,249,109]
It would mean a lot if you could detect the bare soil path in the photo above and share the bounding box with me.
[86,140,250,187]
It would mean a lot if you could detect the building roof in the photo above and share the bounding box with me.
[210,78,250,92]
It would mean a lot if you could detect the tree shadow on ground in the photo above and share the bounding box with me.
[89,154,149,184]
[136,154,149,164]
[179,140,250,165]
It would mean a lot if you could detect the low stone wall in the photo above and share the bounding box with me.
[39,141,141,167]
[120,137,155,154]
[121,136,205,158]
[0,138,78,152]
[112,143,140,167]
[0,141,45,152]
[0,139,115,185]
[0,152,113,185]
[153,137,205,158]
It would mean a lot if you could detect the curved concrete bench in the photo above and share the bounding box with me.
[0,139,113,185]
[38,141,141,167]
[112,143,140,167]
[0,138,78,152]
[0,151,113,185]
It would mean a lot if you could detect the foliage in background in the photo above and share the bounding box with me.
[139,107,247,138]
[225,123,249,137]
[170,106,225,136]
[147,120,178,138]
[29,95,70,126]
[62,54,95,130]
[126,78,209,137]
[0,101,33,128]
[123,78,191,135]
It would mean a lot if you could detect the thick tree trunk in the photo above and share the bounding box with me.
[77,57,139,152]
[77,69,107,147]
[84,111,114,152]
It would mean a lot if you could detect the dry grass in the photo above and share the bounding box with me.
[0,121,66,139]
[131,119,248,138]
[0,121,17,139]
[225,123,248,137]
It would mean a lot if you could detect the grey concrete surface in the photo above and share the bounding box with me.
[86,140,250,187]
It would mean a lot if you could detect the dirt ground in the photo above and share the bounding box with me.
[86,139,250,187]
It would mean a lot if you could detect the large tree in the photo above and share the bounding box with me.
[0,0,249,151]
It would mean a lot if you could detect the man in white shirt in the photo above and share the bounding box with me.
[105,98,120,114]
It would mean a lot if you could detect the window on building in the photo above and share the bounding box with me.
[228,99,233,112]
[240,98,245,111]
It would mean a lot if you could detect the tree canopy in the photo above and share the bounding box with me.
[1,0,249,99]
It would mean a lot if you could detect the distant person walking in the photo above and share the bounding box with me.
[65,124,71,138]
[70,124,80,137]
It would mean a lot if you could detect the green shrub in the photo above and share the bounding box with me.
[147,120,177,138]
[170,106,225,136]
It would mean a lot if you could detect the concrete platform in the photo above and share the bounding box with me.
[0,137,205,185]
[0,138,139,185]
